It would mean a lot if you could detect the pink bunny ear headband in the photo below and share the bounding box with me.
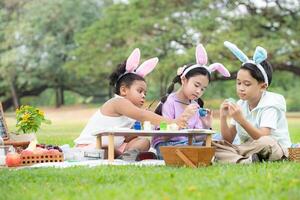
[117,48,159,82]
[177,44,231,78]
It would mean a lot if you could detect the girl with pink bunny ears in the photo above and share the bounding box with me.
[152,44,230,160]
[74,48,198,158]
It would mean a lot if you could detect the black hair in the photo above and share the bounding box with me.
[109,60,145,95]
[241,60,273,86]
[154,64,211,115]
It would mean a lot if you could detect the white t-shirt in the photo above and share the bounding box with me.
[74,97,135,147]
[231,91,291,148]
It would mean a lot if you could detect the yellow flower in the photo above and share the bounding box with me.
[38,110,44,116]
[22,113,31,121]
[16,105,51,134]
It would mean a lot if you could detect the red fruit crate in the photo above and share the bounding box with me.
[21,153,63,166]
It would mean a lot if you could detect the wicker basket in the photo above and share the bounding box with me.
[160,146,215,168]
[288,148,300,162]
[21,152,63,166]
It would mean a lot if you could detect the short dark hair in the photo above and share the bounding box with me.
[109,61,145,95]
[241,60,273,85]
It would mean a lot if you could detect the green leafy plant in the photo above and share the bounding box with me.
[16,105,51,134]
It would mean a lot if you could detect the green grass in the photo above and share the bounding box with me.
[1,112,300,200]
[0,163,299,200]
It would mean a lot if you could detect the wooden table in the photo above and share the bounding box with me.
[93,129,215,162]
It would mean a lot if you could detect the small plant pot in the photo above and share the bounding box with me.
[4,133,36,149]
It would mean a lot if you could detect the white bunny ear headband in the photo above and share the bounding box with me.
[117,48,159,82]
[177,44,231,78]
[224,41,268,86]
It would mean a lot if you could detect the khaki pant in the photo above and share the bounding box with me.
[212,136,288,164]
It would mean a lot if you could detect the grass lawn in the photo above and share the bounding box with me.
[1,107,300,200]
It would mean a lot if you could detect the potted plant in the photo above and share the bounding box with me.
[16,105,51,134]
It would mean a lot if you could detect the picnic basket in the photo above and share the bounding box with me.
[160,146,215,168]
[21,152,63,166]
[288,147,300,162]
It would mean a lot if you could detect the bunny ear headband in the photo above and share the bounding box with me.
[177,44,231,78]
[224,41,268,86]
[117,48,159,82]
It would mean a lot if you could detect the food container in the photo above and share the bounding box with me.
[0,145,14,166]
[84,149,105,160]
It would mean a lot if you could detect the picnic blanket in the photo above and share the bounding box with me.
[19,159,165,169]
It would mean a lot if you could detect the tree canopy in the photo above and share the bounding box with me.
[1,0,300,110]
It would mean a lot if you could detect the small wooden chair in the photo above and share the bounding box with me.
[0,102,35,149]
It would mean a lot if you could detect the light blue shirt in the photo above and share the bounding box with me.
[231,91,291,148]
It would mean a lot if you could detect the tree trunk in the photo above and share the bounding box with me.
[55,87,64,108]
[60,87,64,105]
[2,85,48,111]
[9,80,19,109]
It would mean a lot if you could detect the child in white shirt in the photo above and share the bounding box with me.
[214,41,291,163]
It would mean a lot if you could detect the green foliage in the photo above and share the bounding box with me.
[15,105,51,133]
[1,0,300,110]
[21,89,87,107]
[0,0,109,104]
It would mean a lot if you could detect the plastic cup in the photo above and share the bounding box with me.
[143,121,152,131]
[160,122,167,130]
[133,121,142,130]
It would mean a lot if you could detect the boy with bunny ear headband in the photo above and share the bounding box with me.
[152,44,231,160]
[74,48,198,158]
[224,41,269,86]
[212,41,291,164]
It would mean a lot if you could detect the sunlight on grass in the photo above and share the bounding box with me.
[1,108,300,200]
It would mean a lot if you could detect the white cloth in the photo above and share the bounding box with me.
[25,160,165,169]
[74,96,135,147]
[230,91,291,148]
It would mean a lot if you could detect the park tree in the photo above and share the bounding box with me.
[1,0,299,110]
[66,0,300,109]
[0,0,109,109]
[66,0,227,98]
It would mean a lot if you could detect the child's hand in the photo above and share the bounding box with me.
[227,103,243,122]
[182,104,198,119]
[176,104,198,128]
[220,101,230,118]
[201,109,213,128]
